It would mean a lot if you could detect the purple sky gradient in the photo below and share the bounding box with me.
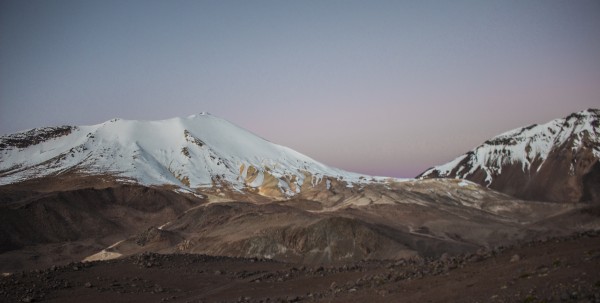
[1,0,599,177]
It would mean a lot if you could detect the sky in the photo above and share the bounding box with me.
[1,0,599,178]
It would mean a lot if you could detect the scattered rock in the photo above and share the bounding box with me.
[0,231,599,303]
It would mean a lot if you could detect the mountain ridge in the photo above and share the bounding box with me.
[418,108,600,202]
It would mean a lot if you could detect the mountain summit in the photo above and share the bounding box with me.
[418,109,600,202]
[0,114,378,198]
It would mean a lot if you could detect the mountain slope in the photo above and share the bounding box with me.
[418,109,600,202]
[0,178,204,272]
[0,113,383,199]
[75,178,582,265]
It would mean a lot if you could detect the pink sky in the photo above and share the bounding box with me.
[1,1,599,177]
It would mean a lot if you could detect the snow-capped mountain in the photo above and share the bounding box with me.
[3,112,595,271]
[418,109,600,203]
[0,113,381,197]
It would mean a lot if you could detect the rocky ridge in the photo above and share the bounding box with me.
[419,109,600,202]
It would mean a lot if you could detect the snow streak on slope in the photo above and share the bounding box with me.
[0,113,389,196]
[419,109,600,185]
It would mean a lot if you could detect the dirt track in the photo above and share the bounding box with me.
[1,231,599,303]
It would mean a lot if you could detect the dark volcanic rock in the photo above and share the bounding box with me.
[0,126,74,150]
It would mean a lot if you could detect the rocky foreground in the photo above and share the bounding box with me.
[1,231,599,303]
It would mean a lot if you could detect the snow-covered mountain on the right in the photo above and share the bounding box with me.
[418,108,600,203]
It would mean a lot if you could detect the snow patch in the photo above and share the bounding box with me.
[458,180,470,187]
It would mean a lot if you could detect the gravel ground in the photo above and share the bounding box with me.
[1,231,599,303]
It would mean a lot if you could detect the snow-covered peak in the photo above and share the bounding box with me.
[0,113,387,197]
[187,112,211,119]
[418,108,600,188]
[487,108,598,148]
